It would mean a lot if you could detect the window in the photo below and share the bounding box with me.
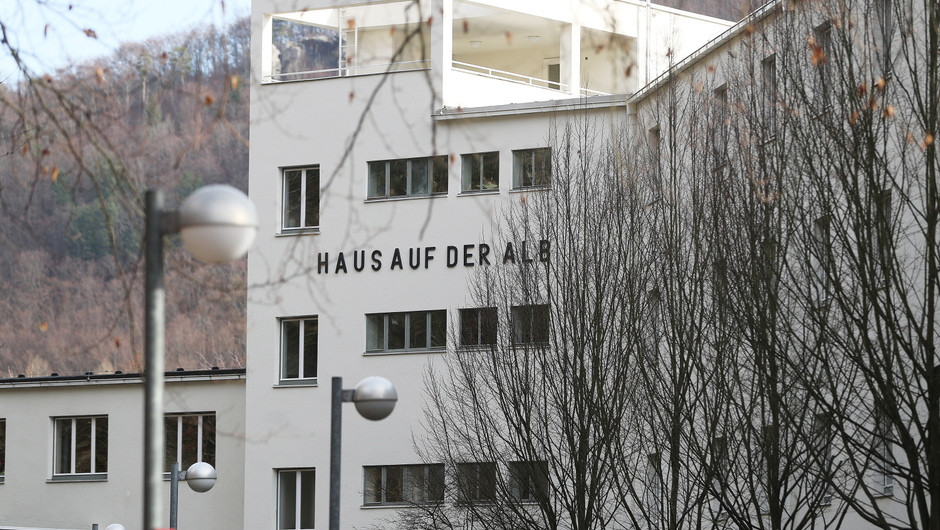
[873,0,893,72]
[508,460,548,502]
[0,418,5,483]
[709,437,728,517]
[511,304,549,345]
[812,23,833,112]
[278,468,316,530]
[649,126,661,159]
[456,462,497,503]
[512,148,551,189]
[459,307,497,347]
[461,152,499,192]
[165,413,216,472]
[368,156,448,199]
[761,55,778,134]
[366,310,446,353]
[811,414,834,503]
[712,86,728,164]
[811,216,832,306]
[280,317,318,383]
[363,464,444,505]
[644,453,663,520]
[54,416,108,477]
[872,407,894,494]
[283,166,319,231]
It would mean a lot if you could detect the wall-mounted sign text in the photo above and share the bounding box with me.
[316,240,549,274]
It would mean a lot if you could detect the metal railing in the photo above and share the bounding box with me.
[452,61,570,92]
[264,59,430,83]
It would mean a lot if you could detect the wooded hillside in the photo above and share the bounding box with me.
[0,17,250,376]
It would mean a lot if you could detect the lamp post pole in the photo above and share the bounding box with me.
[144,190,168,530]
[141,185,256,530]
[328,376,398,530]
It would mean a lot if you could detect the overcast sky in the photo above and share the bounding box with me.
[0,0,250,80]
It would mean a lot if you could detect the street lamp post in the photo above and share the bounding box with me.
[169,461,217,529]
[143,185,256,530]
[329,376,398,530]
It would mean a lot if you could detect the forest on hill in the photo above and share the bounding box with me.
[0,17,250,376]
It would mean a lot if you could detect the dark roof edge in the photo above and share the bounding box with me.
[0,367,246,384]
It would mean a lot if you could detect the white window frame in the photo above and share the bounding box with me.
[460,152,499,192]
[164,412,216,472]
[280,316,318,385]
[282,166,320,233]
[53,415,108,478]
[277,468,316,530]
[367,156,448,200]
[365,310,446,354]
[512,148,551,189]
[363,463,445,506]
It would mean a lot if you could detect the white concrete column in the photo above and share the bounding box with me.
[560,23,581,97]
[431,0,453,108]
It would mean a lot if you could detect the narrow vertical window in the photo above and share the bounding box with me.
[278,468,316,530]
[712,86,728,165]
[280,317,318,383]
[811,413,834,503]
[282,166,320,231]
[873,406,894,493]
[762,55,778,135]
[0,418,5,482]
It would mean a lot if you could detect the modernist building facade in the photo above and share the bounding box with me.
[245,1,734,529]
[0,369,246,530]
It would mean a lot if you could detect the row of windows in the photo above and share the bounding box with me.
[277,461,547,528]
[0,413,214,481]
[280,305,549,384]
[282,148,551,232]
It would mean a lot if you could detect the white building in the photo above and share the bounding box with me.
[0,369,246,530]
[245,1,733,529]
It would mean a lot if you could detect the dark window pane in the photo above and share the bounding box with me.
[409,312,427,349]
[480,307,498,345]
[182,415,199,467]
[304,169,319,227]
[464,155,481,191]
[202,415,216,467]
[385,466,404,503]
[283,320,300,379]
[284,170,302,228]
[430,310,446,348]
[364,467,383,504]
[389,160,407,197]
[387,313,406,350]
[75,418,92,474]
[431,156,448,193]
[428,464,445,501]
[482,152,499,190]
[366,314,385,351]
[56,419,72,474]
[95,417,108,473]
[0,419,5,475]
[460,309,478,346]
[300,470,315,528]
[165,416,178,471]
[278,471,297,529]
[534,149,551,186]
[532,305,550,343]
[411,158,429,195]
[368,161,387,199]
[303,319,318,379]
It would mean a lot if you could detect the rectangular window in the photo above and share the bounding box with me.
[461,152,499,192]
[873,0,892,72]
[366,310,446,353]
[508,460,548,502]
[873,407,894,493]
[283,166,319,231]
[278,468,316,530]
[762,55,777,134]
[0,418,5,482]
[459,307,497,347]
[512,148,551,189]
[811,414,834,503]
[456,462,498,503]
[644,453,663,519]
[164,413,216,472]
[281,317,318,383]
[511,304,549,345]
[54,416,108,476]
[367,156,448,199]
[811,216,832,305]
[363,464,445,505]
[712,86,728,164]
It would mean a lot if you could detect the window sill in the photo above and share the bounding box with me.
[509,186,551,193]
[48,474,108,483]
[364,348,446,357]
[361,503,437,510]
[276,378,319,387]
[277,227,320,237]
[458,189,500,197]
[365,194,448,203]
[873,485,894,498]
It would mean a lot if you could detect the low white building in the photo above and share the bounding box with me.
[0,369,246,530]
